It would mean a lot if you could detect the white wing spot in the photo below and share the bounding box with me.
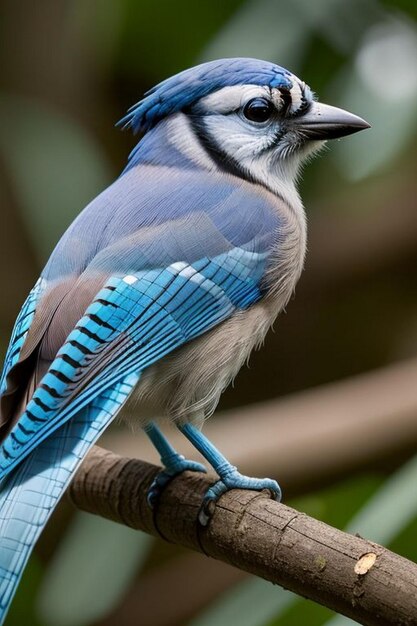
[178,265,198,279]
[170,261,188,273]
[123,275,138,285]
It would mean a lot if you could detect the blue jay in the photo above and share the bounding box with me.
[0,58,369,620]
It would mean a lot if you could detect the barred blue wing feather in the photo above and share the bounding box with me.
[0,278,46,395]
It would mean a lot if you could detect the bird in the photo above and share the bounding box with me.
[0,57,369,621]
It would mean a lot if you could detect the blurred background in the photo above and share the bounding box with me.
[1,0,417,624]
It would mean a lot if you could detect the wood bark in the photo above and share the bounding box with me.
[69,447,417,626]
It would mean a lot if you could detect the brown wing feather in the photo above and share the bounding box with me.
[0,272,107,437]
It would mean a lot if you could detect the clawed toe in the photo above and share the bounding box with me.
[147,457,207,508]
[198,472,282,526]
[180,460,207,474]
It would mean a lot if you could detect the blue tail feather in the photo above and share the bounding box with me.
[0,372,140,624]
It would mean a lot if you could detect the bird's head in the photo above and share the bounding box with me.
[120,58,369,189]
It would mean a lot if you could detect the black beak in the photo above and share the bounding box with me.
[294,102,370,140]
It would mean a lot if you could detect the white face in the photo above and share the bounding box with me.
[189,77,321,187]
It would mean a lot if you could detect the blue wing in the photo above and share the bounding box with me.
[0,247,266,478]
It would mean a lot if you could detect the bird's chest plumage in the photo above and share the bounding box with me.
[128,191,306,426]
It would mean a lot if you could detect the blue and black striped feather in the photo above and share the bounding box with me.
[0,278,46,396]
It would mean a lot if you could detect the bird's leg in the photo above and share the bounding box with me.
[144,421,206,507]
[178,422,281,525]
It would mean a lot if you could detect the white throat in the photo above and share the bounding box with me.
[240,150,304,219]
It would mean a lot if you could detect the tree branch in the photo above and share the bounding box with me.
[69,447,417,626]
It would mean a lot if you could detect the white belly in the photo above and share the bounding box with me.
[124,273,301,428]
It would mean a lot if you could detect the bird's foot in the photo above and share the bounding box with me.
[147,454,206,508]
[199,470,281,526]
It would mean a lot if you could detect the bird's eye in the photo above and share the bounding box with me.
[243,98,274,123]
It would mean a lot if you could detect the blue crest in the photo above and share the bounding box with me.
[118,58,293,134]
